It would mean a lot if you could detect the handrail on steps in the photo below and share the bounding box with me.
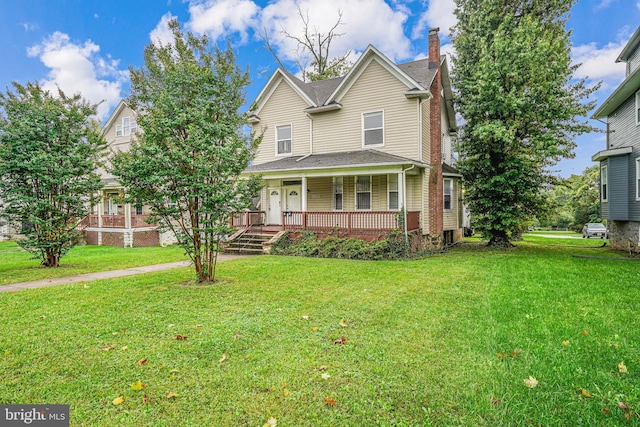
[234,211,266,253]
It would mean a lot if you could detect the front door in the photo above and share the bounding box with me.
[285,187,302,225]
[267,188,281,225]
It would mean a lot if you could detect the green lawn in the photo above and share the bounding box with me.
[1,239,639,426]
[0,241,189,285]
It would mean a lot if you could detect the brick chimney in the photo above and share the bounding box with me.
[428,28,443,236]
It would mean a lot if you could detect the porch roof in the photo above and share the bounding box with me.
[244,149,429,174]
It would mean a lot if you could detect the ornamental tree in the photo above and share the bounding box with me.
[451,0,599,246]
[0,82,106,267]
[111,19,261,283]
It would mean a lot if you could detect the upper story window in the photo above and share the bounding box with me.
[601,165,608,202]
[636,159,640,200]
[363,111,384,147]
[443,178,453,211]
[636,90,640,126]
[388,175,399,210]
[276,125,292,155]
[115,116,137,137]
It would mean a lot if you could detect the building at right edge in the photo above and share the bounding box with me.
[592,26,640,253]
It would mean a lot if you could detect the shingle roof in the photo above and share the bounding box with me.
[245,149,429,174]
[397,58,437,89]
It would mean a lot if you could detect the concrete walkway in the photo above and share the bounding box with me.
[0,253,249,293]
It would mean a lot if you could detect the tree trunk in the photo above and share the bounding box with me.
[43,249,60,267]
[487,230,514,248]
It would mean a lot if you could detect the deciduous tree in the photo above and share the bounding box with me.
[0,82,106,266]
[111,19,261,283]
[451,0,599,246]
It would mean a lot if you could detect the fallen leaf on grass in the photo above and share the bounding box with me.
[562,340,570,346]
[283,389,291,397]
[333,336,346,345]
[170,369,180,373]
[619,401,629,411]
[173,334,188,340]
[497,348,520,360]
[581,330,588,335]
[523,376,538,388]
[323,397,338,407]
[321,373,331,380]
[39,315,46,319]
[101,345,115,352]
[318,366,328,371]
[195,324,203,328]
[618,361,628,374]
[142,394,149,405]
[131,381,146,391]
[302,315,310,320]
[602,408,611,414]
[166,392,178,399]
[263,417,277,427]
[312,327,319,332]
[235,334,242,339]
[581,389,593,398]
[339,318,347,327]
[121,346,128,351]
[490,396,502,406]
[610,343,620,349]
[112,396,124,406]
[83,285,90,289]
[138,358,148,366]
[219,354,228,363]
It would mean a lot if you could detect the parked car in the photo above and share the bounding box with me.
[582,223,608,239]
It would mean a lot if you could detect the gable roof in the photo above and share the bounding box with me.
[592,57,640,119]
[250,44,453,117]
[617,26,640,63]
[101,100,132,135]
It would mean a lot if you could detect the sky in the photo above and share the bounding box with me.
[1,0,638,178]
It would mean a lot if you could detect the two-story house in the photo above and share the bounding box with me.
[592,26,640,252]
[237,28,462,250]
[81,100,174,247]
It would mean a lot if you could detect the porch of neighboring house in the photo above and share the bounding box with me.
[225,171,423,254]
[80,189,161,247]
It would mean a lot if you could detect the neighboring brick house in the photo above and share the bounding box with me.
[592,26,640,252]
[81,100,174,247]
[238,28,462,249]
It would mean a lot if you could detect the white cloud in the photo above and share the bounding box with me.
[412,0,456,40]
[149,12,177,46]
[187,0,259,43]
[27,32,127,120]
[21,22,38,31]
[258,0,412,65]
[595,0,615,10]
[572,39,627,90]
[637,1,640,10]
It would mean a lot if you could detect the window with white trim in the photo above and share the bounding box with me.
[115,116,137,137]
[333,177,343,211]
[636,90,640,125]
[276,125,292,155]
[636,158,640,200]
[444,178,453,211]
[355,176,371,210]
[601,165,608,202]
[388,175,399,210]
[363,111,383,146]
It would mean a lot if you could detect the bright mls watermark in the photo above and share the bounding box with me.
[0,405,69,426]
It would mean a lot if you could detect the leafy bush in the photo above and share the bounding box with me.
[271,231,410,260]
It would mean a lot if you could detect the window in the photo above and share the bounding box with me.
[115,116,137,137]
[444,179,453,211]
[363,111,383,146]
[388,175,399,210]
[356,176,371,210]
[333,177,343,211]
[636,91,640,125]
[135,205,143,215]
[636,159,640,200]
[276,125,292,155]
[601,165,608,202]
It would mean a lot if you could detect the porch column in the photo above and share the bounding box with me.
[398,172,405,210]
[124,203,132,229]
[97,191,104,228]
[301,176,308,211]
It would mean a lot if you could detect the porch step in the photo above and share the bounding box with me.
[224,232,276,255]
